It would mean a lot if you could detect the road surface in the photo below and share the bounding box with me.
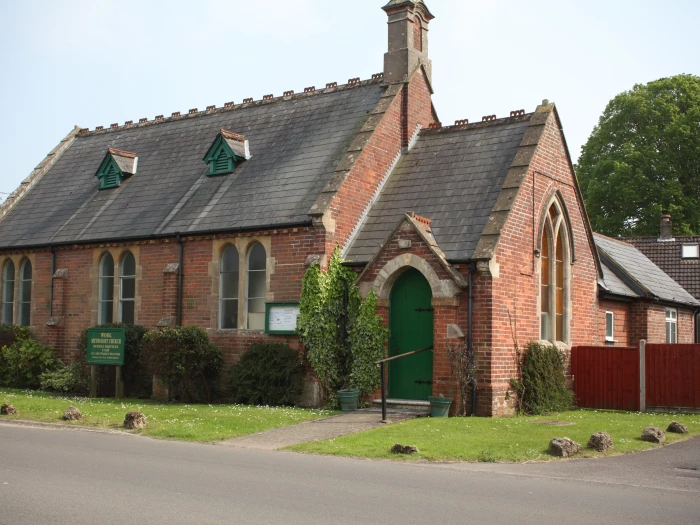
[1,423,698,525]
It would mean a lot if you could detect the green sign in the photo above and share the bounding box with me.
[87,327,126,365]
[265,302,300,335]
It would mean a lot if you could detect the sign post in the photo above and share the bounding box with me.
[87,327,126,399]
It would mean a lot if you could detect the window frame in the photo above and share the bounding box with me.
[219,244,240,330]
[2,259,15,325]
[19,259,32,327]
[681,244,699,259]
[605,311,615,342]
[119,251,136,324]
[245,242,267,330]
[539,198,572,345]
[665,308,677,344]
[98,253,115,325]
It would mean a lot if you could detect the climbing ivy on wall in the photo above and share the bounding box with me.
[297,248,388,408]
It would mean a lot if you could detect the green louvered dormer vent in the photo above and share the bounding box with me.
[203,129,251,176]
[95,148,138,189]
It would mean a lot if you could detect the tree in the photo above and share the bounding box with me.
[577,74,700,236]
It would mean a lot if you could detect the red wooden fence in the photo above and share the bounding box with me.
[570,346,639,411]
[646,344,700,409]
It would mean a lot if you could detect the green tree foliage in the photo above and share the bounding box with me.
[577,74,700,236]
[228,343,303,406]
[141,326,223,402]
[1,331,58,389]
[297,249,388,407]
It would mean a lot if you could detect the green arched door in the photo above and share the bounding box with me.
[389,269,434,400]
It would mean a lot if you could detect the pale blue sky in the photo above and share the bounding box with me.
[1,0,699,200]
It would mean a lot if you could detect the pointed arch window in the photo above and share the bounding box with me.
[120,252,136,324]
[220,245,239,329]
[2,260,15,325]
[99,253,115,324]
[19,260,32,326]
[540,200,571,343]
[246,243,266,330]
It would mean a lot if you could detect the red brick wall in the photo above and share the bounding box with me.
[598,299,631,346]
[326,71,436,254]
[485,109,601,415]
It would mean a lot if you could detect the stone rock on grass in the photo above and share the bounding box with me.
[641,426,665,443]
[587,431,614,452]
[124,411,147,429]
[63,406,82,421]
[667,422,688,434]
[391,443,418,455]
[548,437,580,458]
[1,403,17,415]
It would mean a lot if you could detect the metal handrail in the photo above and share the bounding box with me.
[376,345,433,422]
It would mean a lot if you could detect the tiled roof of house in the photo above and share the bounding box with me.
[0,80,386,248]
[594,234,699,307]
[626,236,700,301]
[345,115,532,262]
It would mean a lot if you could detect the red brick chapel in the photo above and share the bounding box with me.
[1,1,697,415]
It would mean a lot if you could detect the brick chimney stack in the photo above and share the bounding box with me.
[659,213,673,240]
[382,0,434,85]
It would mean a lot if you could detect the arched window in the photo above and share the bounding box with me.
[246,243,266,329]
[19,260,32,326]
[2,260,15,325]
[540,200,570,343]
[220,245,239,329]
[99,253,114,324]
[120,252,136,324]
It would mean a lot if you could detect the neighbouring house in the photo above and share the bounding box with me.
[1,1,697,415]
[626,215,700,343]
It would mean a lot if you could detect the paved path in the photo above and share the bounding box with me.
[1,423,698,525]
[221,409,415,450]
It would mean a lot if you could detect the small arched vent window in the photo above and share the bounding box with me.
[120,252,136,324]
[220,245,239,329]
[540,200,571,343]
[19,260,32,326]
[203,129,251,176]
[2,260,15,325]
[99,253,115,324]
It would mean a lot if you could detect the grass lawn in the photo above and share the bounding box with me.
[288,409,700,462]
[0,387,334,442]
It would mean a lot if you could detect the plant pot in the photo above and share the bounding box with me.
[428,396,452,418]
[338,389,360,412]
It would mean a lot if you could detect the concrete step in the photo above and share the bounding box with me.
[370,398,431,416]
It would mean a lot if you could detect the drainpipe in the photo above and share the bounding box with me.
[468,262,476,416]
[177,234,184,327]
[49,246,56,317]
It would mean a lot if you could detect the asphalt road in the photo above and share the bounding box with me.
[1,423,698,525]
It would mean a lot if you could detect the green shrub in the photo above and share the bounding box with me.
[1,337,58,388]
[0,324,30,349]
[75,323,150,398]
[516,342,573,415]
[228,343,303,406]
[141,326,223,402]
[40,361,89,394]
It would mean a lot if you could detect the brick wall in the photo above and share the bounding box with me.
[598,299,631,346]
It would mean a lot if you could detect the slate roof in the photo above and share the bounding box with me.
[345,116,531,262]
[626,236,700,301]
[599,262,638,299]
[594,234,699,307]
[0,82,385,248]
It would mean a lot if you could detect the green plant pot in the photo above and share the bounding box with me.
[338,389,360,412]
[428,396,452,417]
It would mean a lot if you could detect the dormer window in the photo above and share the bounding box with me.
[96,148,138,189]
[203,129,251,176]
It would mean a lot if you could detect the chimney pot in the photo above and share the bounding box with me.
[382,0,434,85]
[659,213,673,240]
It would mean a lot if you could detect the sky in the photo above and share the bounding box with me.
[1,0,699,200]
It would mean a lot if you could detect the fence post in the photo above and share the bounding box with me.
[639,339,646,413]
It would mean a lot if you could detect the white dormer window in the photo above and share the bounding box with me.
[681,244,699,259]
